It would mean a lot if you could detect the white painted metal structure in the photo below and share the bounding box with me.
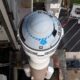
[70,4,80,24]
[70,4,80,18]
[45,0,62,18]
[0,25,9,42]
[0,0,19,49]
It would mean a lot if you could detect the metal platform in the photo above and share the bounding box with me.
[58,10,80,51]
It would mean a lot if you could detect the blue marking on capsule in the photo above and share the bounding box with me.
[40,38,47,45]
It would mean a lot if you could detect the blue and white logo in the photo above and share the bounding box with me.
[40,38,47,45]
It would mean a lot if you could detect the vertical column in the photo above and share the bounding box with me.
[58,50,68,80]
[30,67,47,80]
